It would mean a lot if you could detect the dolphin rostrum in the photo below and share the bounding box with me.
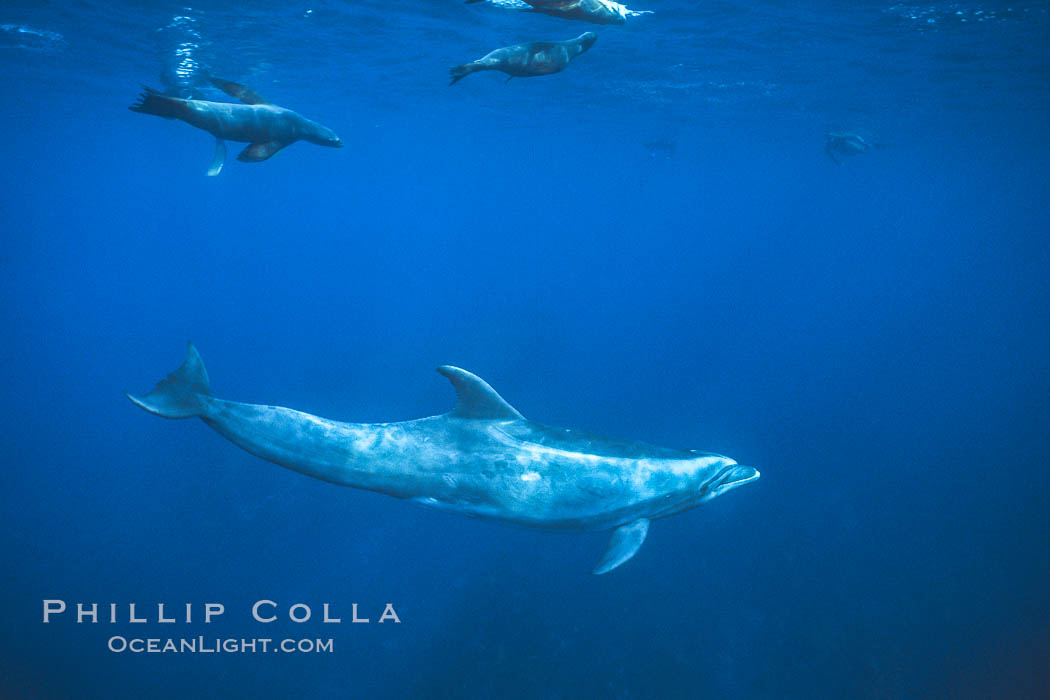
[129,77,342,176]
[128,344,760,574]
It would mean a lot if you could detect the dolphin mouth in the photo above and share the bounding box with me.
[715,464,760,489]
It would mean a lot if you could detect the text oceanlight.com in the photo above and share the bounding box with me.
[107,636,334,654]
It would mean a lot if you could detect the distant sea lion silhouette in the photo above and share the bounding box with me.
[450,32,597,85]
[465,0,650,25]
[643,139,676,159]
[129,77,342,176]
[825,131,884,165]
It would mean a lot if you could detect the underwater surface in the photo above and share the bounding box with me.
[1,1,1048,697]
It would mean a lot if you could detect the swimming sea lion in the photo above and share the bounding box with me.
[465,0,649,25]
[643,139,677,159]
[825,131,883,165]
[129,77,342,176]
[450,32,597,85]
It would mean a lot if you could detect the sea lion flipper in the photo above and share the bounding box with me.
[209,77,268,105]
[129,87,185,120]
[449,63,481,86]
[238,141,288,163]
[824,141,841,166]
[206,138,226,177]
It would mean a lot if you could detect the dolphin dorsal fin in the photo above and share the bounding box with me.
[209,77,269,105]
[437,366,524,420]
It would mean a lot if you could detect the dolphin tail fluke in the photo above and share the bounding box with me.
[593,518,650,575]
[128,86,187,120]
[127,342,211,419]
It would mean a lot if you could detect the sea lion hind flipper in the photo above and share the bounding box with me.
[209,77,269,105]
[128,87,184,119]
[207,138,226,177]
[449,63,479,86]
[238,141,288,162]
[824,143,841,166]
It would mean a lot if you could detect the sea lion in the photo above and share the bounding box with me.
[825,131,883,165]
[643,139,677,159]
[465,0,650,25]
[129,77,342,176]
[450,32,597,85]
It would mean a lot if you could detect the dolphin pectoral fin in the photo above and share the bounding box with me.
[437,366,524,420]
[207,138,226,176]
[208,77,269,105]
[238,141,288,163]
[593,518,650,575]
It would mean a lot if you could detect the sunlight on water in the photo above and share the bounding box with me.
[0,22,64,51]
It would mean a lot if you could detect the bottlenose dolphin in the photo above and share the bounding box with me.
[128,344,760,574]
[465,0,652,25]
[450,33,597,85]
[129,77,342,176]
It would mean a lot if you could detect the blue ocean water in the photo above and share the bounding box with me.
[1,1,1048,697]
